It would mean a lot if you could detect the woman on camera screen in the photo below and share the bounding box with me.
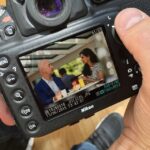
[80,48,105,83]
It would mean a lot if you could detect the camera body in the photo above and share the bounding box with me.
[0,0,149,137]
[7,0,88,36]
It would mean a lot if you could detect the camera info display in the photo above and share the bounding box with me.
[19,27,120,120]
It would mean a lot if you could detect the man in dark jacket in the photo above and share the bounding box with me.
[35,60,66,107]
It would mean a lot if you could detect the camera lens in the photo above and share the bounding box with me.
[36,0,64,18]
[27,0,71,27]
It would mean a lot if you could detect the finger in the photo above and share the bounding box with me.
[115,8,150,94]
[123,96,136,123]
[0,94,15,126]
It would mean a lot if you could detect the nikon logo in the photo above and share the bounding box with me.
[81,105,94,113]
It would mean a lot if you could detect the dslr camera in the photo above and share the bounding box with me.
[0,0,149,137]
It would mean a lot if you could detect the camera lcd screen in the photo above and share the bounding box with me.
[19,27,120,120]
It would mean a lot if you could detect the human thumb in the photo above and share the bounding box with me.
[115,8,150,95]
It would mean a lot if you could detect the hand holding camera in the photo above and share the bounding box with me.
[0,0,150,138]
[1,7,150,149]
[110,8,150,149]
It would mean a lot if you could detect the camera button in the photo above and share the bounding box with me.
[14,90,25,102]
[127,68,133,74]
[5,73,17,85]
[0,56,9,68]
[20,105,32,117]
[27,120,38,132]
[4,25,16,36]
[134,64,141,75]
[128,73,134,79]
[131,84,139,91]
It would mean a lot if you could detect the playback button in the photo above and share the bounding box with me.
[5,73,17,85]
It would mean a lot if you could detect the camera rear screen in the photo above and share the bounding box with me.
[19,27,120,120]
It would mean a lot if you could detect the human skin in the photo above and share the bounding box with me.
[109,8,150,150]
[0,94,15,125]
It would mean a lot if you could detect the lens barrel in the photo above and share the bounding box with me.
[27,0,71,27]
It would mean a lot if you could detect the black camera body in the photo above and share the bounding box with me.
[7,0,88,36]
[0,0,149,137]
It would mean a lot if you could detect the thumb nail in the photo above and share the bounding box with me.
[116,8,147,30]
[126,14,145,29]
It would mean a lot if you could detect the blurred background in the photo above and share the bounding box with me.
[0,0,5,6]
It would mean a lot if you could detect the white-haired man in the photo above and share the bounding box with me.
[34,60,66,107]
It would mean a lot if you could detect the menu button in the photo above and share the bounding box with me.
[5,73,17,85]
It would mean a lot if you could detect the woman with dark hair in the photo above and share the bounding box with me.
[82,64,92,77]
[80,48,105,83]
